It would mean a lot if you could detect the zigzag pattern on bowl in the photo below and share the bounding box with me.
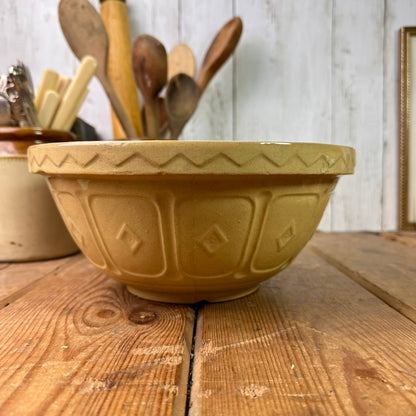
[29,143,355,176]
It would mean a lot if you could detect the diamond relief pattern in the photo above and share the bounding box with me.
[276,220,296,252]
[197,224,229,255]
[116,223,143,255]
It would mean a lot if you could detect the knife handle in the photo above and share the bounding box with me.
[51,56,97,130]
[34,69,59,110]
[38,89,60,128]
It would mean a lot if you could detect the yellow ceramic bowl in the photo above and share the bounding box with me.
[28,141,355,303]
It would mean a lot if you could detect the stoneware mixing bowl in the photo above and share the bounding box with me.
[0,127,79,261]
[28,140,355,303]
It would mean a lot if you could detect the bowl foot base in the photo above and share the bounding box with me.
[126,285,259,304]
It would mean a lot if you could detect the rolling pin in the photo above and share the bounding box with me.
[100,0,144,139]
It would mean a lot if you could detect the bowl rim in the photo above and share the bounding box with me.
[28,140,355,176]
[0,127,76,142]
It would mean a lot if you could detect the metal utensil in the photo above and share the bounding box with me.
[0,96,12,126]
[8,64,40,127]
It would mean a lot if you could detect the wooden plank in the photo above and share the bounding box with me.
[123,0,179,51]
[381,231,416,248]
[0,255,79,308]
[331,0,384,230]
[234,0,332,141]
[0,256,194,416]
[180,0,233,141]
[2,0,405,230]
[309,232,416,323]
[3,0,410,231]
[234,0,333,230]
[382,0,416,229]
[189,246,416,416]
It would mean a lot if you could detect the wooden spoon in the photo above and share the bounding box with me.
[132,34,167,139]
[168,44,196,81]
[197,16,243,94]
[154,44,195,137]
[58,0,138,139]
[141,97,168,137]
[165,73,200,140]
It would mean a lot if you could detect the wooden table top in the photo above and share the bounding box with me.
[0,231,415,415]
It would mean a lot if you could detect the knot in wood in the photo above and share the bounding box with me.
[96,309,116,319]
[128,308,158,325]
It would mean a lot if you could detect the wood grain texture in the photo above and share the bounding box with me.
[235,0,332,141]
[234,0,333,230]
[381,231,416,247]
[0,256,194,416]
[181,0,234,141]
[0,255,78,307]
[382,0,416,230]
[331,0,384,230]
[100,0,144,138]
[190,246,416,416]
[310,232,416,323]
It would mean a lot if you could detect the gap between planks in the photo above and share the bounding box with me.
[0,254,83,309]
[309,232,416,324]
[0,255,195,416]
[188,244,416,416]
[2,232,416,415]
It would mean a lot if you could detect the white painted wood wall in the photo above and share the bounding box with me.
[2,0,415,231]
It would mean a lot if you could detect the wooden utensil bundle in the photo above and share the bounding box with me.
[134,16,243,139]
[35,55,97,131]
[57,0,243,140]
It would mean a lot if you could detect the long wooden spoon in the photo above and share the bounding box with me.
[163,17,243,139]
[165,73,200,140]
[58,0,138,139]
[197,16,243,94]
[132,34,167,139]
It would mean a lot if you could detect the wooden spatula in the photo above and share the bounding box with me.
[58,0,138,139]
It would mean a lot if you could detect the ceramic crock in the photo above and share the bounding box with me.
[0,128,79,261]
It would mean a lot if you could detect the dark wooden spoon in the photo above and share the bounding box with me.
[197,16,243,94]
[163,17,243,139]
[132,34,167,139]
[165,73,200,140]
